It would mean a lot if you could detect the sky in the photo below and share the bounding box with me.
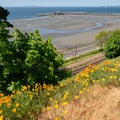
[0,0,120,7]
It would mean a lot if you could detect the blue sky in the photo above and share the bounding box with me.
[0,0,120,7]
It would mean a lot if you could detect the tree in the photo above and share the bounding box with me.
[0,7,70,93]
[0,6,13,93]
[0,29,70,92]
[104,29,120,58]
[0,6,13,27]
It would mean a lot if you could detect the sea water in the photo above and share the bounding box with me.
[6,6,120,20]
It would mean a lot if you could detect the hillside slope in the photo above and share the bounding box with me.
[62,85,120,120]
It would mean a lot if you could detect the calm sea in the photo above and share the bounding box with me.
[6,6,120,20]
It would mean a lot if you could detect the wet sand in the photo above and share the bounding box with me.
[10,14,120,56]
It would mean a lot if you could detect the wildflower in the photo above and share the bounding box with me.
[74,95,79,99]
[49,97,52,101]
[62,101,68,106]
[42,109,46,113]
[87,89,90,92]
[12,108,16,113]
[10,94,14,98]
[54,117,59,120]
[43,83,47,89]
[55,100,58,103]
[47,92,50,96]
[46,106,51,111]
[54,104,58,109]
[92,80,96,83]
[74,85,76,88]
[0,115,3,120]
[79,90,83,94]
[27,86,30,89]
[7,103,11,107]
[22,86,27,91]
[16,91,20,94]
[102,68,105,71]
[32,88,35,92]
[65,91,69,95]
[63,95,67,100]
[0,94,4,97]
[91,69,94,73]
[83,88,86,91]
[0,110,2,114]
[29,94,33,99]
[109,76,113,79]
[15,103,20,107]
[114,76,117,79]
[86,83,89,86]
[63,110,67,115]
[102,78,105,81]
[12,91,15,94]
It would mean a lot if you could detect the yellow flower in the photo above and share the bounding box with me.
[12,91,15,94]
[15,103,20,107]
[49,97,52,101]
[54,104,58,109]
[54,117,59,120]
[0,110,2,114]
[65,91,69,95]
[102,78,105,81]
[22,86,27,91]
[109,76,113,79]
[63,110,67,115]
[42,108,46,113]
[83,88,86,91]
[62,101,68,106]
[114,76,117,79]
[47,92,50,96]
[79,90,83,94]
[74,95,79,99]
[12,108,16,113]
[16,91,20,94]
[46,106,51,111]
[0,115,3,120]
[7,103,11,107]
[29,94,33,99]
[87,89,90,92]
[0,94,4,97]
[63,95,67,100]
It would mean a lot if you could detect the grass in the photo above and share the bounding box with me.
[63,49,103,67]
[0,56,120,120]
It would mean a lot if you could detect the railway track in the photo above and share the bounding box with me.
[71,58,105,75]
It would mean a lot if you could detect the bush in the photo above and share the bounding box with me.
[0,28,70,93]
[104,29,120,58]
[0,6,71,93]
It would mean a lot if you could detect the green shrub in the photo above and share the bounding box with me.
[104,29,120,58]
[0,7,71,93]
[0,28,70,93]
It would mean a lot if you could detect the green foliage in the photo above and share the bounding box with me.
[0,7,71,93]
[1,57,120,120]
[0,6,13,27]
[95,31,111,50]
[0,29,68,92]
[104,29,120,58]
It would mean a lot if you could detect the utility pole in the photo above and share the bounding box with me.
[75,47,77,62]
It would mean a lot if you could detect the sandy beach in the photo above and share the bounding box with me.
[10,14,120,58]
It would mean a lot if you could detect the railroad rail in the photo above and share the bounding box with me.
[71,58,105,75]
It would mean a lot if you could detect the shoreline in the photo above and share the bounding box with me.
[10,14,120,58]
[37,12,120,17]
